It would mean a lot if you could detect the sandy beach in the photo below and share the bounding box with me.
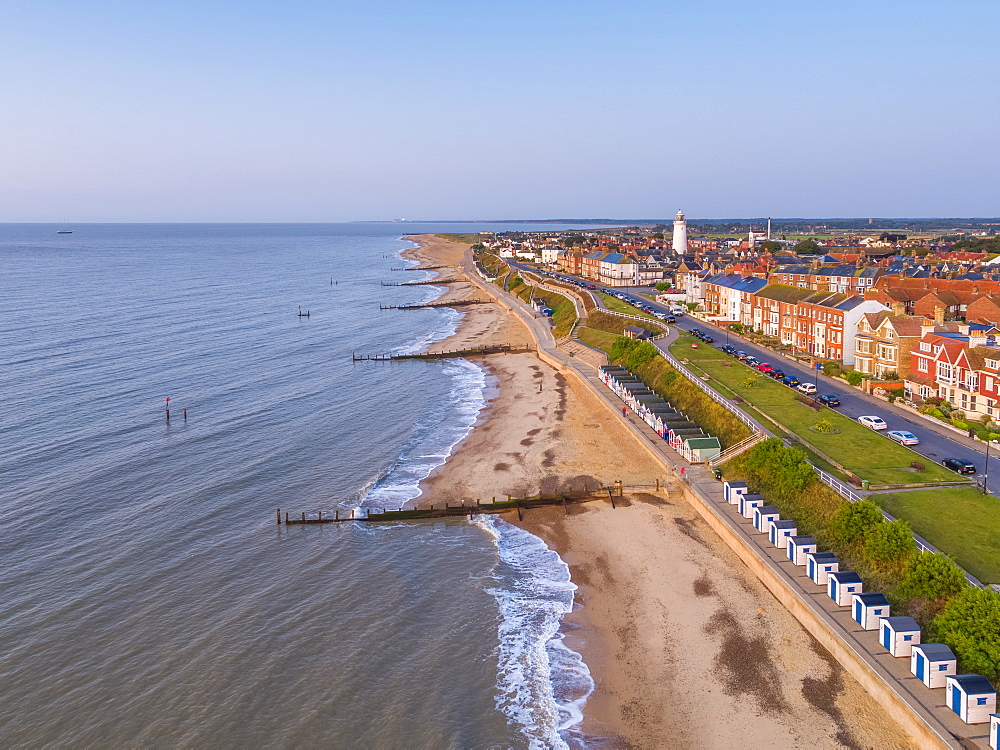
[402,234,915,749]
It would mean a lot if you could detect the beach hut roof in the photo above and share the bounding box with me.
[951,674,996,694]
[757,505,780,515]
[830,571,863,584]
[789,535,815,545]
[916,644,955,660]
[883,616,919,630]
[808,551,838,562]
[855,593,889,606]
[772,520,797,529]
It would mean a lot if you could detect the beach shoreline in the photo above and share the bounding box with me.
[396,234,916,749]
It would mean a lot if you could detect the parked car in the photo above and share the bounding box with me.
[797,383,818,395]
[736,351,749,360]
[702,336,714,343]
[690,328,702,338]
[768,369,785,380]
[858,415,888,430]
[782,375,800,387]
[817,394,841,407]
[942,458,976,475]
[666,316,676,323]
[756,363,774,373]
[887,430,919,445]
[720,344,736,354]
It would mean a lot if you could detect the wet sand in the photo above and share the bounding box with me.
[401,235,916,749]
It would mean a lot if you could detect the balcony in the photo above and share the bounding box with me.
[958,383,978,393]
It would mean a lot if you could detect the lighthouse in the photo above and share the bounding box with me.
[672,209,688,255]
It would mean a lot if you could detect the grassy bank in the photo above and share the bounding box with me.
[874,487,1000,583]
[672,335,956,485]
[595,291,662,323]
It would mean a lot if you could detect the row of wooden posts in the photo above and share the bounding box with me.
[274,479,676,526]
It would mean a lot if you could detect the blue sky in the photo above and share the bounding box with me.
[1,0,997,221]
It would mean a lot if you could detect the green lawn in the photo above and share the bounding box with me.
[671,335,957,485]
[575,326,619,352]
[874,487,1000,583]
[595,292,663,323]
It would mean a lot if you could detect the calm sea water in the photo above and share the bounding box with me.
[0,223,600,749]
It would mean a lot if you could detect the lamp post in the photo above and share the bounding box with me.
[982,438,991,495]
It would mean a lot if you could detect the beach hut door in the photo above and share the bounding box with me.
[881,625,890,650]
[808,558,815,579]
[915,652,925,680]
[854,599,861,622]
[951,685,962,715]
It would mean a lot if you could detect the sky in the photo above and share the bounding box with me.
[1,0,997,222]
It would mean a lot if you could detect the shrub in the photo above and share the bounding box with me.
[929,587,1000,680]
[843,371,864,386]
[822,360,840,377]
[828,500,884,545]
[927,408,945,418]
[741,376,759,389]
[899,552,967,601]
[923,396,945,407]
[862,520,916,565]
[952,419,969,431]
[814,419,836,433]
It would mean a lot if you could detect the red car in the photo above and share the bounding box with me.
[757,363,774,373]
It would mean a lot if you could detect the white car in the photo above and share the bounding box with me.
[796,383,817,395]
[887,430,919,445]
[858,415,888,430]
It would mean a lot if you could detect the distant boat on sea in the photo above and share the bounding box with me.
[56,229,73,233]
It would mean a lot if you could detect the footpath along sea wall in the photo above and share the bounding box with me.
[461,250,962,750]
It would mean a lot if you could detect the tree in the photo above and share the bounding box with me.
[758,240,782,253]
[655,282,672,292]
[863,519,916,564]
[929,587,1000,680]
[900,552,967,601]
[821,360,840,377]
[793,239,820,255]
[828,500,883,544]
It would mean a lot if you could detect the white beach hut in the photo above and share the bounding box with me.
[806,551,839,586]
[880,616,921,657]
[723,480,747,506]
[989,712,998,749]
[739,493,764,519]
[753,505,780,534]
[769,520,797,549]
[786,535,817,566]
[852,592,890,630]
[946,674,997,724]
[910,643,957,688]
[827,571,863,606]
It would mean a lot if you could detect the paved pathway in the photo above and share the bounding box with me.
[462,252,983,750]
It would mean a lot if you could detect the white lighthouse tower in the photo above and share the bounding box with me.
[672,209,688,255]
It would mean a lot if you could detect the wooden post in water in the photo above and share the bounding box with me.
[183,408,187,422]
[301,512,305,522]
[285,512,289,524]
[335,509,339,521]
[318,511,323,522]
[276,508,281,525]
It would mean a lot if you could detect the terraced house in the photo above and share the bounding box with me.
[905,325,1000,417]
[748,284,888,364]
[853,307,929,379]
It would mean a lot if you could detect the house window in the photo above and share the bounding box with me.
[937,362,952,380]
[918,359,929,373]
[920,342,931,352]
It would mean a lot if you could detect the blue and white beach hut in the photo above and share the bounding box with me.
[806,551,839,586]
[753,505,780,534]
[769,520,797,549]
[787,535,817,566]
[946,674,997,724]
[910,643,957,688]
[827,571,863,606]
[852,592,889,630]
[880,616,921,657]
[739,493,764,519]
[723,480,747,505]
[989,712,998,749]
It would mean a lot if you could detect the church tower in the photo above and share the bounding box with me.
[672,209,688,255]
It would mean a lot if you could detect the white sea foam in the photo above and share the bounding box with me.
[473,515,595,750]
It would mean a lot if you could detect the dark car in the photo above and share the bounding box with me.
[768,369,785,379]
[666,315,676,323]
[782,375,800,387]
[720,344,736,354]
[690,328,701,336]
[817,394,841,407]
[735,351,749,360]
[942,458,976,475]
[702,336,714,343]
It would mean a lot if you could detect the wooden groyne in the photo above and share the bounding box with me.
[352,344,533,362]
[380,279,465,287]
[276,481,652,525]
[379,299,490,310]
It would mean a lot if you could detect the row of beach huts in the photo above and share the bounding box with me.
[724,479,999,736]
[600,365,722,463]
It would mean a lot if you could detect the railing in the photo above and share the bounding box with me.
[658,349,763,433]
[708,431,767,467]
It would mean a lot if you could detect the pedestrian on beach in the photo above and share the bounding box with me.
[621,407,627,416]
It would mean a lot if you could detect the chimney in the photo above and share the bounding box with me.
[970,328,988,347]
[890,301,905,316]
[921,318,936,336]
[934,306,946,325]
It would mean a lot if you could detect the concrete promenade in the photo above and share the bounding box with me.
[462,250,986,750]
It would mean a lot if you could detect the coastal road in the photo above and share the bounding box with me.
[512,263,1000,495]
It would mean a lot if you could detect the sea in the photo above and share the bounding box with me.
[0,223,605,749]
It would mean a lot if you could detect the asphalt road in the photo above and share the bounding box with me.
[517,263,999,494]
